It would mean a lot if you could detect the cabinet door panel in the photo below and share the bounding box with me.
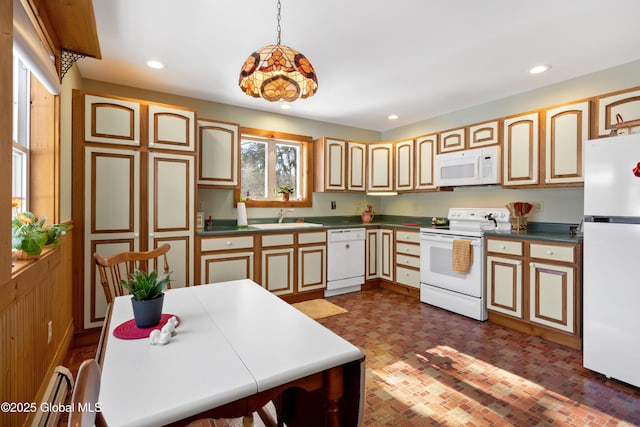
[347,142,366,191]
[368,144,393,192]
[198,120,239,186]
[201,252,254,284]
[85,95,140,146]
[487,256,523,318]
[149,105,195,151]
[439,128,465,153]
[395,139,414,191]
[366,230,379,279]
[545,102,588,184]
[468,121,499,148]
[529,262,575,333]
[262,248,295,295]
[415,134,437,189]
[380,229,393,281]
[298,245,326,292]
[503,112,539,186]
[326,139,346,190]
[596,89,640,137]
[149,152,194,287]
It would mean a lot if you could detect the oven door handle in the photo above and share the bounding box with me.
[420,235,482,246]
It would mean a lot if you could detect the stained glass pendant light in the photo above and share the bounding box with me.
[239,0,318,102]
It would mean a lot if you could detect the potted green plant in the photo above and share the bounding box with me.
[278,185,294,201]
[121,269,172,328]
[11,211,69,259]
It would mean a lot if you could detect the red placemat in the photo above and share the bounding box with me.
[113,314,180,340]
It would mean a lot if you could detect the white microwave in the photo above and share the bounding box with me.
[435,146,501,187]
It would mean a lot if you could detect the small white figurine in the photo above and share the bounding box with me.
[149,328,171,345]
[162,316,179,336]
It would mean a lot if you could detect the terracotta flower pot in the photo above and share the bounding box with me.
[282,193,290,201]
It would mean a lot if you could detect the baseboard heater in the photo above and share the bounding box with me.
[31,366,74,427]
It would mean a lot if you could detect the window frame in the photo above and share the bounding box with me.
[237,127,313,208]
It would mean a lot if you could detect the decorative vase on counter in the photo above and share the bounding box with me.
[361,212,372,224]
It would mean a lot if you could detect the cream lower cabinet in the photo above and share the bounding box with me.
[366,229,380,280]
[298,231,327,292]
[394,230,420,289]
[379,229,394,281]
[486,255,523,318]
[486,237,581,349]
[200,235,255,284]
[261,234,295,295]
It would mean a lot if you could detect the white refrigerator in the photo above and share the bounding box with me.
[583,134,640,388]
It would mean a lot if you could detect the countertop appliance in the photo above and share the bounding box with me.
[583,134,640,388]
[420,208,511,320]
[435,146,501,187]
[326,228,366,297]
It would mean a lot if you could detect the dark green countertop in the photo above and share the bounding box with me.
[197,216,581,244]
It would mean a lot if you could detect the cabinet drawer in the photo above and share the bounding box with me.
[396,254,420,269]
[298,231,327,245]
[396,242,419,256]
[396,231,420,244]
[530,243,574,263]
[395,266,420,288]
[487,239,523,256]
[261,233,294,247]
[201,235,254,252]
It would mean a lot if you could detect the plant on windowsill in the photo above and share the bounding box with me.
[278,185,295,201]
[121,269,172,328]
[11,211,69,259]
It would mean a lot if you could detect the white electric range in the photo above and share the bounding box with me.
[419,208,511,320]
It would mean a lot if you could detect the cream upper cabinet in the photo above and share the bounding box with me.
[595,88,640,137]
[468,120,500,148]
[84,95,140,146]
[544,101,589,185]
[503,112,540,186]
[197,119,239,187]
[347,141,367,192]
[148,104,195,152]
[394,139,414,192]
[438,127,465,153]
[415,133,437,190]
[367,143,394,192]
[314,137,346,191]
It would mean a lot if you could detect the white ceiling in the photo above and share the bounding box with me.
[78,0,640,132]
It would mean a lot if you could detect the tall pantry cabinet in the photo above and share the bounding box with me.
[73,91,196,330]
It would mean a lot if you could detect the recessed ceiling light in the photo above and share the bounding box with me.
[529,64,550,74]
[280,104,292,110]
[146,60,165,69]
[388,114,399,120]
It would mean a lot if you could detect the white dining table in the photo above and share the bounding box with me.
[98,279,365,427]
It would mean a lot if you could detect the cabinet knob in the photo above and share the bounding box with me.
[530,262,535,267]
[517,261,522,266]
[500,244,506,249]
[226,241,232,246]
[134,233,139,238]
[546,250,554,255]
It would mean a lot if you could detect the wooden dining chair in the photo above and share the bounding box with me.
[94,244,171,304]
[68,359,106,427]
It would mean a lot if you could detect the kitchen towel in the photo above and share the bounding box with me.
[452,239,472,273]
[237,202,248,228]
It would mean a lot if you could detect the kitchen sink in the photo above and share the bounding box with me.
[249,222,323,230]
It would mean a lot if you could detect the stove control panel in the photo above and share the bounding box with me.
[447,208,512,233]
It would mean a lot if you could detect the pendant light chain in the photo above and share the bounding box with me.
[276,0,282,46]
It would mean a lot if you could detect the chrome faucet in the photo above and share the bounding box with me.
[277,208,294,223]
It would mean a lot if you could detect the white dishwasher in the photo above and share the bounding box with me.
[325,228,366,297]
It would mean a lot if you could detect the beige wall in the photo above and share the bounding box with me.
[59,60,640,224]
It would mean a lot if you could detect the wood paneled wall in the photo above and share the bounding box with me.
[0,231,74,427]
